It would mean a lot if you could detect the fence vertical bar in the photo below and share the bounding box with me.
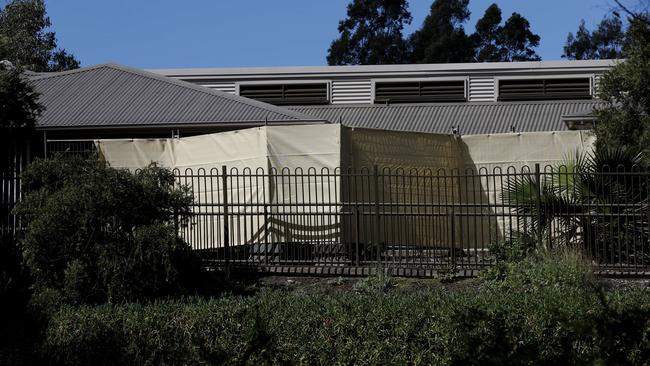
[373,165,381,265]
[43,131,47,159]
[264,204,269,266]
[534,163,543,249]
[354,205,360,266]
[449,208,456,268]
[221,165,230,265]
[646,174,650,270]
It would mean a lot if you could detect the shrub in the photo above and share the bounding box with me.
[41,285,650,366]
[502,147,650,265]
[15,156,200,306]
[482,246,595,292]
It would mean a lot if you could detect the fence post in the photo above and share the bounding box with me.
[264,204,269,265]
[354,205,360,266]
[534,163,544,249]
[373,165,381,264]
[221,165,230,265]
[449,208,456,267]
[43,131,47,159]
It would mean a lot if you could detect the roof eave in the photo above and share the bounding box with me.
[149,59,622,78]
[34,119,330,131]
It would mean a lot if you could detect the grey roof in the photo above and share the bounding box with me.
[29,63,319,129]
[288,100,602,135]
[151,59,618,79]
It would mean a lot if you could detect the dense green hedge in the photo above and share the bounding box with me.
[44,282,650,365]
[15,157,200,307]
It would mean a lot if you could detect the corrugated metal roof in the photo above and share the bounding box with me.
[29,63,318,129]
[288,100,601,135]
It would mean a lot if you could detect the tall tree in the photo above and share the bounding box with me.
[471,4,541,62]
[0,62,41,171]
[563,16,625,60]
[0,0,79,72]
[563,20,596,60]
[472,3,503,62]
[327,0,412,65]
[593,17,626,58]
[409,0,474,63]
[594,17,650,163]
[496,12,541,61]
[0,63,40,132]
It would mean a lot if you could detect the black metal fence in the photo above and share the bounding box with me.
[1,169,20,237]
[45,139,97,159]
[174,164,650,276]
[3,147,650,276]
[1,142,28,238]
[2,140,93,237]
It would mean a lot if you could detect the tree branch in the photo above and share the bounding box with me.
[613,0,650,26]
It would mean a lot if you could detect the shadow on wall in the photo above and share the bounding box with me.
[340,128,500,255]
[339,128,594,256]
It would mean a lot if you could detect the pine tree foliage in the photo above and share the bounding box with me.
[472,4,541,62]
[327,0,412,65]
[564,17,625,60]
[408,0,474,63]
[328,0,541,64]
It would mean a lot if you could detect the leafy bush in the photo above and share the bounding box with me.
[484,243,595,291]
[502,147,650,265]
[43,277,650,366]
[15,156,200,306]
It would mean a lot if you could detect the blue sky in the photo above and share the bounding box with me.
[43,0,617,69]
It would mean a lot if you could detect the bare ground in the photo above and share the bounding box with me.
[199,269,650,297]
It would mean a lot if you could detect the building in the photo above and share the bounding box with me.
[26,63,326,156]
[2,59,628,272]
[22,59,617,155]
[152,59,615,135]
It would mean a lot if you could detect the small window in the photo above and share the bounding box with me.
[498,78,591,101]
[239,83,329,105]
[374,80,466,104]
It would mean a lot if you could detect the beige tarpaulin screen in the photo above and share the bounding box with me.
[96,127,268,172]
[340,128,594,250]
[459,131,595,218]
[97,125,594,253]
[97,124,340,250]
[458,131,595,247]
[97,128,269,250]
[265,125,341,245]
[460,131,595,171]
[341,127,463,250]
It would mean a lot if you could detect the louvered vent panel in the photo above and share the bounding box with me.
[239,83,329,105]
[498,78,591,101]
[593,74,602,96]
[331,80,372,104]
[203,83,236,94]
[469,77,495,102]
[374,80,466,104]
[182,79,236,94]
